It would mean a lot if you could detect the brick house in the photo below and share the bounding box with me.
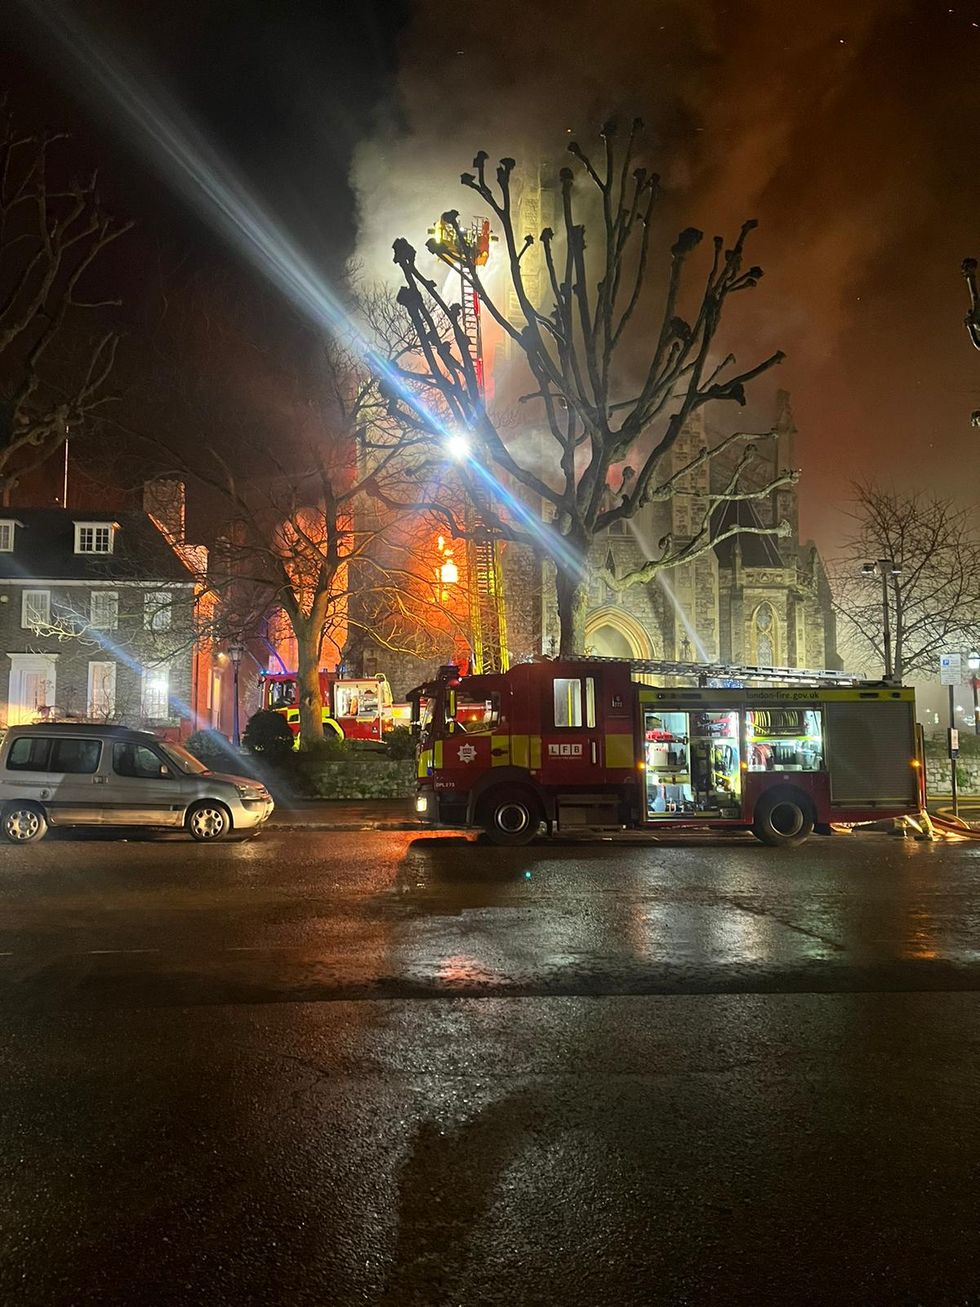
[0,509,199,732]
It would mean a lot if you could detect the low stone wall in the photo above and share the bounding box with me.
[923,734,980,795]
[296,759,416,800]
[926,757,980,796]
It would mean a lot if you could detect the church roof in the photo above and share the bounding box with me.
[710,498,786,569]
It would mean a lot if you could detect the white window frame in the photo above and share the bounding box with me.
[144,590,173,632]
[0,521,15,552]
[90,590,119,630]
[74,521,115,555]
[141,664,171,720]
[21,589,51,629]
[87,660,117,719]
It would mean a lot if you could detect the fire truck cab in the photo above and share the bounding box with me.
[410,659,922,846]
[261,671,409,743]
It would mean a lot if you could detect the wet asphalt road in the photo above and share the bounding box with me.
[3,828,980,1305]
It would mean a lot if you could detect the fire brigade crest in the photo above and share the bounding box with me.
[457,743,477,763]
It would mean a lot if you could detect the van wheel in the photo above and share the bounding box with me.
[2,802,48,844]
[481,788,542,846]
[753,792,815,847]
[187,801,231,842]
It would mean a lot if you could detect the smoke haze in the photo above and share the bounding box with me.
[352,0,980,546]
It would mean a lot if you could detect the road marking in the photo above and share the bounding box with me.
[85,948,161,955]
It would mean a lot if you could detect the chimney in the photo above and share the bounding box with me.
[143,479,186,545]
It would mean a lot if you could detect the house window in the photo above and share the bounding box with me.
[144,590,172,632]
[0,521,15,551]
[87,661,117,719]
[90,591,118,630]
[22,589,50,629]
[74,522,115,554]
[141,665,170,719]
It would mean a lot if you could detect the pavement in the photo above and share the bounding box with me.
[4,828,980,1304]
[267,796,418,831]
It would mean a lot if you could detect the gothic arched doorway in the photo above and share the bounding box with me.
[584,606,657,660]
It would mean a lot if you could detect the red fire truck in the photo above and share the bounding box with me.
[409,658,923,845]
[261,671,410,743]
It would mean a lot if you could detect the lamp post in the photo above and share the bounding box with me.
[969,652,980,736]
[862,558,902,681]
[229,641,244,747]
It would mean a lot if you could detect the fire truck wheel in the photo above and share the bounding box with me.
[752,791,815,847]
[480,787,542,846]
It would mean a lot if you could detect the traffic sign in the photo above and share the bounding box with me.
[940,652,963,686]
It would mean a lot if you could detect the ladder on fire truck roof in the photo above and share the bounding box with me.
[536,654,883,688]
[450,215,509,676]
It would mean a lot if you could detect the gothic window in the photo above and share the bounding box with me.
[754,603,777,667]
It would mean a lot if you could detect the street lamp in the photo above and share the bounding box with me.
[862,558,902,681]
[969,651,980,736]
[228,640,244,748]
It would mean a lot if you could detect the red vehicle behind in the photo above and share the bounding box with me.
[261,671,410,743]
[410,659,923,845]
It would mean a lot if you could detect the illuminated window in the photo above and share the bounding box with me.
[74,522,115,554]
[87,661,117,718]
[141,665,170,719]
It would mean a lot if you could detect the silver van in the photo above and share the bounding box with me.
[0,724,274,843]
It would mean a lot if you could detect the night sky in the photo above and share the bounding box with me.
[4,0,980,549]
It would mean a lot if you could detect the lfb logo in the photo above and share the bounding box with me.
[457,743,477,763]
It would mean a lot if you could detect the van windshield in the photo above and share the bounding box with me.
[159,743,210,775]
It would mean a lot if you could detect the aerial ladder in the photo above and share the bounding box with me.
[429,215,509,675]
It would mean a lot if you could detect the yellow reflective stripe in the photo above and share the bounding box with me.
[511,735,529,768]
[417,748,430,779]
[605,732,635,768]
[636,687,916,705]
[434,740,443,768]
[530,735,542,768]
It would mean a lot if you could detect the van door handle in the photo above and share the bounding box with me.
[590,739,598,764]
[491,747,508,757]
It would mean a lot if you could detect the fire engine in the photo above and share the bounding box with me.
[261,671,410,743]
[409,658,923,846]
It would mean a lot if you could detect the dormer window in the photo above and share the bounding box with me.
[0,520,15,552]
[75,521,115,554]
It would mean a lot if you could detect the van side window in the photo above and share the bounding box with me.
[113,743,169,780]
[7,737,52,771]
[50,738,102,774]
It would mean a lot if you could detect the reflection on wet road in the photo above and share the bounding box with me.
[4,831,980,1305]
[2,829,980,1006]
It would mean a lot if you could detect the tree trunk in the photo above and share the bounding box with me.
[555,564,590,657]
[295,620,325,749]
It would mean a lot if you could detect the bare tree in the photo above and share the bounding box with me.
[381,118,794,654]
[831,483,980,682]
[0,97,131,495]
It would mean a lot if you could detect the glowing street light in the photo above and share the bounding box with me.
[445,432,470,461]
